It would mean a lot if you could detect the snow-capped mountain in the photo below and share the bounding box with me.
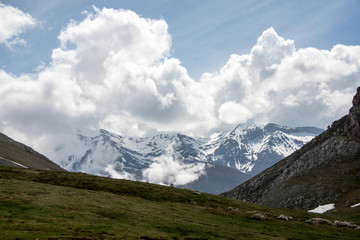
[56,123,323,194]
[204,123,323,175]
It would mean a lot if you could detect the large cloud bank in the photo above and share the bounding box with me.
[0,6,360,159]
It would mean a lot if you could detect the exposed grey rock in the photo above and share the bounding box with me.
[334,220,357,228]
[222,87,360,211]
[246,211,257,214]
[277,215,293,221]
[226,207,239,212]
[305,218,333,225]
[193,190,201,195]
[251,213,266,221]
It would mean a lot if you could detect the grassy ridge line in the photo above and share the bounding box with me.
[1,167,359,239]
[0,167,230,206]
[0,133,64,171]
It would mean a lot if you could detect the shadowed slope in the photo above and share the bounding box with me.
[222,87,360,211]
[0,133,64,171]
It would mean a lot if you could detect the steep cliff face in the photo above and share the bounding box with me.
[222,87,360,211]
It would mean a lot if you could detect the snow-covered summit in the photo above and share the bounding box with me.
[55,123,323,193]
[203,123,322,175]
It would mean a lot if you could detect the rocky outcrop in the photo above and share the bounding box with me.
[277,215,293,221]
[222,87,360,211]
[334,220,358,228]
[251,213,266,221]
[305,218,360,230]
[305,218,333,226]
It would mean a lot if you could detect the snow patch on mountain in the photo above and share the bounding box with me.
[202,123,322,175]
[308,204,335,214]
[54,123,323,193]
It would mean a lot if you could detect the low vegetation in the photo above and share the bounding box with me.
[1,166,359,239]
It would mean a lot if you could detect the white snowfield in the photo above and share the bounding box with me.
[351,203,360,208]
[308,204,335,214]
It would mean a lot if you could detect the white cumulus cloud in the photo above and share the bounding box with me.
[142,145,206,185]
[218,101,252,124]
[0,7,359,163]
[199,27,360,128]
[0,3,37,48]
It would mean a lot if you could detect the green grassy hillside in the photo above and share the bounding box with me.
[0,167,359,240]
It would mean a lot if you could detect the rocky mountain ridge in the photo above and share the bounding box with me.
[56,123,322,194]
[222,87,360,211]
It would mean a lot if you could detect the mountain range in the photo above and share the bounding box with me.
[222,87,360,211]
[1,88,359,239]
[56,123,322,194]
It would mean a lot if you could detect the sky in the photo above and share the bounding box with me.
[0,0,360,158]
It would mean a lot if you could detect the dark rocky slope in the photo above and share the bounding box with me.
[222,87,360,211]
[0,133,64,171]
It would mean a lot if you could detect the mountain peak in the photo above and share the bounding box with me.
[324,87,360,141]
[222,86,360,211]
[60,122,321,194]
[351,86,360,108]
[348,86,360,135]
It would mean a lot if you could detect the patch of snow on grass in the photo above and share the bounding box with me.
[308,204,335,214]
[351,203,360,208]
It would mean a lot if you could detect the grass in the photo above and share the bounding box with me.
[1,167,360,239]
